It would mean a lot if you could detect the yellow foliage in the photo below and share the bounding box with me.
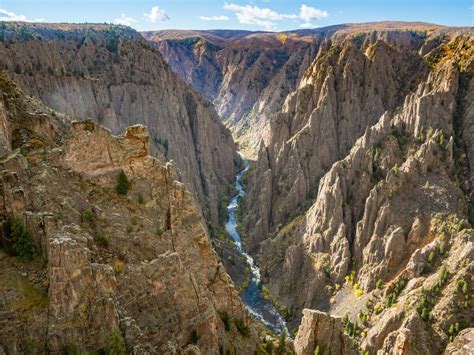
[114,260,125,273]
[277,33,287,45]
[354,289,364,297]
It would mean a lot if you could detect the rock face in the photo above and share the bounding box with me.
[0,22,239,232]
[445,328,474,354]
[0,73,259,354]
[241,26,473,354]
[145,29,321,156]
[293,309,356,354]
[147,23,448,158]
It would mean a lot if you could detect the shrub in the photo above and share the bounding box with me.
[189,329,200,345]
[457,280,468,295]
[114,260,124,273]
[60,345,80,355]
[115,170,130,195]
[428,251,435,263]
[11,218,35,259]
[219,311,231,331]
[81,208,96,226]
[385,277,407,307]
[262,285,271,301]
[314,345,323,355]
[94,232,110,247]
[155,226,165,237]
[234,319,250,338]
[138,194,144,204]
[265,340,274,354]
[14,63,22,74]
[107,329,126,355]
[393,164,399,174]
[278,331,287,353]
[376,279,383,289]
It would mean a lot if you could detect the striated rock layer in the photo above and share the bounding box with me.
[242,27,473,354]
[148,23,449,158]
[0,22,239,232]
[0,72,259,354]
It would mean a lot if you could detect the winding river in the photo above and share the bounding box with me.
[225,153,289,335]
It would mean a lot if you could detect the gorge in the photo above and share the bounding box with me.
[0,18,473,355]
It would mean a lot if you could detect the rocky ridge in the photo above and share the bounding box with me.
[0,22,239,233]
[254,33,474,353]
[147,22,448,157]
[0,72,260,354]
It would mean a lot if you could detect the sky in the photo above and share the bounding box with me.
[0,0,472,32]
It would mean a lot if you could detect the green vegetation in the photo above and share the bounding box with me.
[155,226,165,237]
[233,318,250,338]
[416,265,450,321]
[277,331,287,354]
[10,218,35,260]
[385,277,407,308]
[264,340,274,354]
[219,311,231,332]
[114,260,124,273]
[137,194,144,204]
[107,329,126,355]
[376,279,383,289]
[94,232,110,247]
[447,322,461,342]
[82,208,96,226]
[115,170,130,195]
[14,63,22,74]
[342,314,358,338]
[189,329,200,345]
[314,344,324,355]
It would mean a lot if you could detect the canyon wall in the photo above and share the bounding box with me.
[0,22,239,232]
[0,72,260,353]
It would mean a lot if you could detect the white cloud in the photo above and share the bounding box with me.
[113,13,137,26]
[145,6,169,22]
[223,3,327,30]
[299,4,328,23]
[199,15,229,21]
[299,22,314,28]
[0,8,45,22]
[224,3,298,29]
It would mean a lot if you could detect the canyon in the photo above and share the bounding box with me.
[0,19,473,354]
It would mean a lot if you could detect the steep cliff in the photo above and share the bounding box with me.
[0,72,260,354]
[146,29,321,156]
[147,23,445,158]
[0,22,239,233]
[253,32,474,353]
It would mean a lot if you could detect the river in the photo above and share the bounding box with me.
[225,153,289,335]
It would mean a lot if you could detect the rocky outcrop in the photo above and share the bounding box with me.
[445,328,474,354]
[0,22,239,232]
[251,32,473,353]
[294,309,356,354]
[0,72,259,353]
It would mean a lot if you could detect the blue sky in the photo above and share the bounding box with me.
[0,0,472,31]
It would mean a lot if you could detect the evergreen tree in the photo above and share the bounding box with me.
[115,170,130,195]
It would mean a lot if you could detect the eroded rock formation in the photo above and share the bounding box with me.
[0,72,259,354]
[0,22,239,232]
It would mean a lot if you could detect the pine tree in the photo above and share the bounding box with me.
[115,170,130,195]
[11,218,35,259]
